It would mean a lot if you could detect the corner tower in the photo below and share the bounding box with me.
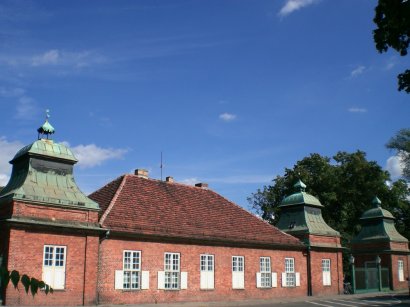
[277,180,343,296]
[0,112,102,306]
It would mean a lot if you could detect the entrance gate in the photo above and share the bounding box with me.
[354,261,390,293]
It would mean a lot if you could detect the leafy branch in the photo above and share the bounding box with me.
[0,266,53,296]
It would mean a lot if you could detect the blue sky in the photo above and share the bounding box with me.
[0,0,409,211]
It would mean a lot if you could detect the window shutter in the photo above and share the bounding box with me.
[157,271,165,290]
[208,271,214,289]
[281,273,287,287]
[114,270,124,290]
[238,272,245,289]
[141,271,149,289]
[200,271,207,289]
[323,272,331,286]
[42,267,53,288]
[272,272,277,288]
[295,272,300,287]
[53,268,66,290]
[256,272,261,288]
[181,272,188,289]
[232,272,244,289]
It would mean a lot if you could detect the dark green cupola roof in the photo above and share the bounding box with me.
[351,197,407,243]
[0,114,99,210]
[276,180,339,237]
[37,109,55,139]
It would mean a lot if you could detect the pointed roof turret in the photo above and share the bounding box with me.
[352,196,407,243]
[37,109,55,139]
[0,113,98,210]
[276,180,339,238]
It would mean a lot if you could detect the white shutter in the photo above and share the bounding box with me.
[323,272,331,286]
[272,272,277,288]
[53,268,65,290]
[157,271,165,290]
[200,271,207,289]
[232,272,244,289]
[281,273,287,287]
[256,272,261,288]
[208,271,214,289]
[42,267,53,288]
[295,272,300,287]
[181,272,188,289]
[238,272,245,289]
[141,271,149,289]
[114,270,124,290]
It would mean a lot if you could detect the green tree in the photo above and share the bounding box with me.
[373,0,410,93]
[248,151,410,242]
[386,128,410,180]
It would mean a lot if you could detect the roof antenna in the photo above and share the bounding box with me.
[160,151,163,181]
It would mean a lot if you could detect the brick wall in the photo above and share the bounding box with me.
[97,239,308,305]
[390,254,409,290]
[309,250,343,296]
[12,201,99,223]
[4,228,99,306]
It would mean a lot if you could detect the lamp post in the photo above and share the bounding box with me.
[349,254,356,294]
[376,255,382,292]
[0,254,3,305]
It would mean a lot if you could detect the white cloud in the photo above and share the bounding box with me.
[0,137,24,186]
[350,65,365,77]
[278,0,320,17]
[0,87,25,97]
[386,155,404,179]
[31,49,60,66]
[180,177,198,186]
[69,144,128,169]
[219,113,237,122]
[348,107,367,113]
[0,49,106,70]
[15,96,39,120]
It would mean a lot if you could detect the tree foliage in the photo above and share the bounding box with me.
[248,151,410,241]
[373,0,410,93]
[386,128,410,180]
[0,265,53,298]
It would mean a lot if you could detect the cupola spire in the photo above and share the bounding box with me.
[37,109,55,140]
[372,196,382,208]
[294,179,306,192]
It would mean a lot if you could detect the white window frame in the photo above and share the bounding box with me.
[398,260,404,282]
[200,254,214,290]
[123,250,141,289]
[284,258,296,287]
[232,256,245,289]
[164,253,180,290]
[322,259,331,286]
[258,257,272,288]
[42,245,66,290]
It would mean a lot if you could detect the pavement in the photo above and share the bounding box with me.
[97,290,409,307]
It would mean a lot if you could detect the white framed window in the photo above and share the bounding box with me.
[257,257,272,288]
[165,253,180,289]
[123,251,141,289]
[115,251,149,290]
[200,254,214,289]
[398,260,404,282]
[282,258,299,287]
[42,245,66,290]
[322,259,331,286]
[232,256,244,289]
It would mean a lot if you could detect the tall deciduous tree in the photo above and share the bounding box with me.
[248,151,410,242]
[386,128,410,180]
[373,0,410,93]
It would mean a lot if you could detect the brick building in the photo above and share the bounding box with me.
[350,197,409,293]
[0,121,344,305]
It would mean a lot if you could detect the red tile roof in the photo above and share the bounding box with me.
[89,175,303,248]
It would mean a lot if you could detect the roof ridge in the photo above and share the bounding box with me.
[128,173,214,190]
[204,188,299,244]
[99,174,128,225]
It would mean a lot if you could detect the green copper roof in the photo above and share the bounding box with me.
[352,197,407,244]
[280,180,323,208]
[38,119,55,135]
[0,139,98,210]
[12,139,77,163]
[277,180,339,237]
[360,197,394,220]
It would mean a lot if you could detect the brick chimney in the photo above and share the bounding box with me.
[195,182,208,188]
[134,169,148,179]
[165,176,174,183]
